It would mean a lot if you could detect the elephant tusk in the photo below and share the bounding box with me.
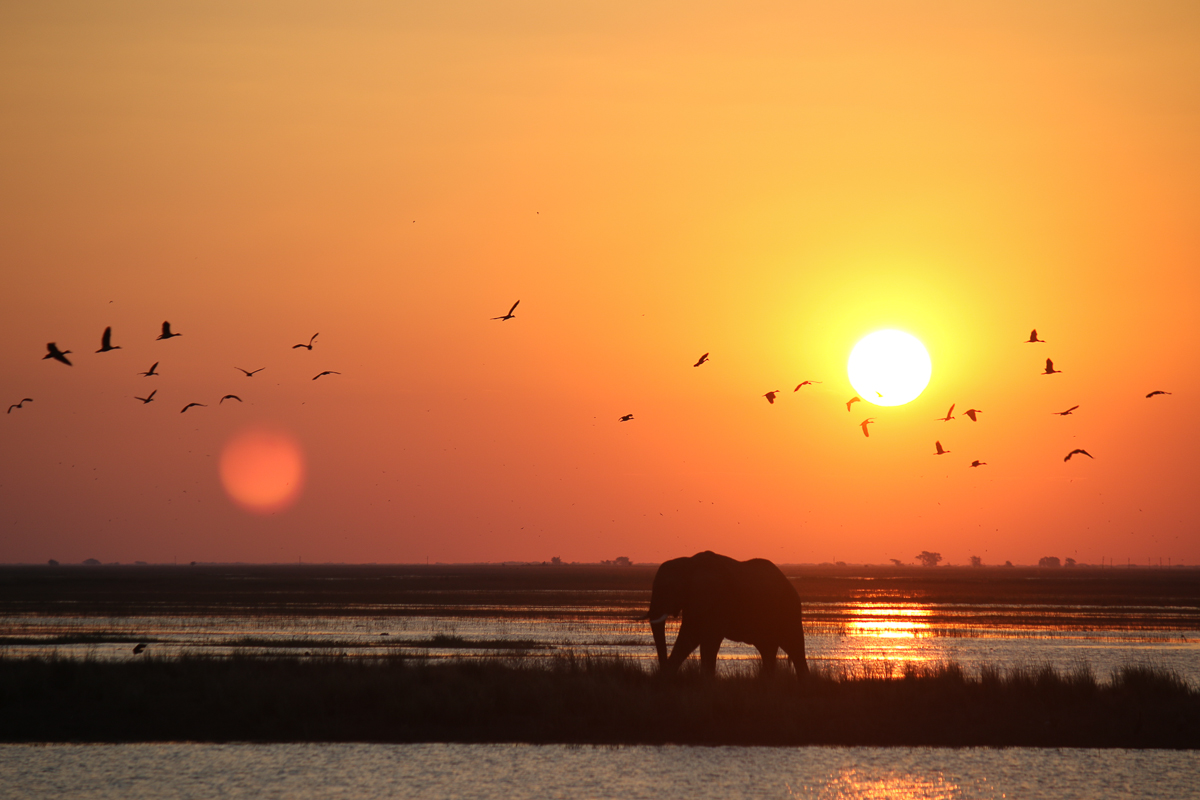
[648,614,668,625]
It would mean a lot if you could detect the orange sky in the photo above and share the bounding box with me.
[1,1,1197,565]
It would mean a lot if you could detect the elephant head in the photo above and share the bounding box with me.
[645,556,691,666]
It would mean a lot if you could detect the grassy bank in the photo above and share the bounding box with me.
[2,654,1196,747]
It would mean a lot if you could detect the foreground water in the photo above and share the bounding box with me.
[4,743,1197,799]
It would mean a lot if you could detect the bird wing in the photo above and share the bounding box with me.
[147,390,156,400]
[147,362,158,373]
[292,344,305,349]
[935,441,944,454]
[508,300,520,315]
[948,404,955,416]
[21,398,32,404]
[6,405,14,414]
[1045,358,1054,371]
[162,321,171,335]
[101,327,112,348]
[310,333,319,345]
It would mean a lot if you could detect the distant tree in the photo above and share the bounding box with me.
[915,551,943,567]
[889,558,904,567]
[1065,557,1076,568]
[1004,561,1014,567]
[47,559,58,566]
[969,555,983,568]
[835,561,846,567]
[82,558,100,566]
[614,556,632,567]
[1038,556,1061,568]
[551,556,562,565]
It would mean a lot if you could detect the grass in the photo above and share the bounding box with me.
[1,653,1196,747]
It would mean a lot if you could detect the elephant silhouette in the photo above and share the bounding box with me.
[643,550,808,678]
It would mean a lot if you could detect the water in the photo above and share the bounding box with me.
[4,602,1198,686]
[3,743,1197,799]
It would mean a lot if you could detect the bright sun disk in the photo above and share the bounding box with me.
[847,330,932,406]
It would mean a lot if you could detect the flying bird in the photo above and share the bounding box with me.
[95,326,121,353]
[763,390,781,404]
[492,300,519,321]
[134,390,156,404]
[963,408,982,422]
[6,398,33,414]
[860,418,874,437]
[794,381,822,391]
[157,321,181,340]
[235,367,264,377]
[846,396,861,412]
[1064,449,1093,462]
[1145,391,1172,399]
[43,343,72,366]
[220,395,242,404]
[180,402,207,413]
[934,440,950,455]
[969,460,987,467]
[313,371,341,380]
[292,333,319,350]
[693,353,709,367]
[132,643,147,655]
[1042,358,1061,375]
[1026,329,1045,343]
[1053,405,1080,416]
[138,362,159,377]
[618,414,634,422]
[936,404,956,422]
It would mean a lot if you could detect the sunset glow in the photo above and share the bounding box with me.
[219,429,305,515]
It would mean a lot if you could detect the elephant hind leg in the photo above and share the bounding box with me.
[781,635,809,676]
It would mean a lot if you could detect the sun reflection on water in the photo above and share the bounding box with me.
[790,770,969,799]
[846,606,933,639]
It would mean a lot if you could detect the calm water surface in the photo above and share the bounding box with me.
[3,743,1197,800]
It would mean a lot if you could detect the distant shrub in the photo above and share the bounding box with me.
[1038,556,1061,568]
[915,551,942,567]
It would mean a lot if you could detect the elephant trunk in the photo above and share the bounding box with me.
[650,616,668,666]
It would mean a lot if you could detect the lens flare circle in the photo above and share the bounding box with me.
[219,427,305,514]
[847,330,932,407]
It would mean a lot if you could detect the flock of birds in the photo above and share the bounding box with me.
[11,322,337,416]
[604,325,1171,468]
[11,312,1175,471]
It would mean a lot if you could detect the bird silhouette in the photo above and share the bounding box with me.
[235,367,264,377]
[794,381,822,391]
[963,408,982,422]
[969,460,987,467]
[618,414,634,422]
[1064,449,1093,462]
[313,371,341,380]
[6,398,33,414]
[846,396,861,412]
[43,343,72,366]
[1145,391,1172,399]
[860,418,874,437]
[220,395,242,404]
[95,326,121,353]
[763,390,781,404]
[1053,405,1080,416]
[134,390,156,404]
[292,333,319,350]
[138,362,159,377]
[132,643,147,655]
[1026,329,1045,343]
[1042,358,1061,375]
[157,321,181,340]
[180,402,207,413]
[693,353,709,367]
[936,404,956,422]
[934,441,950,455]
[492,300,519,321]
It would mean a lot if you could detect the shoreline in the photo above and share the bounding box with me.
[3,654,1196,748]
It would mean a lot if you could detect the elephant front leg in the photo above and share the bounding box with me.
[699,635,722,677]
[664,621,701,677]
[756,644,778,676]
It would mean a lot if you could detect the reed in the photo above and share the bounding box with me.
[1,653,1196,747]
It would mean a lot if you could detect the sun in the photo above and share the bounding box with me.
[847,330,932,406]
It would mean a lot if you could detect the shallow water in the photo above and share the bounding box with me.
[3,604,1198,685]
[3,743,1197,800]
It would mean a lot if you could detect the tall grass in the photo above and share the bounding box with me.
[0,653,1196,747]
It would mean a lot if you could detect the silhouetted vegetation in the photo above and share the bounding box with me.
[1,654,1196,747]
